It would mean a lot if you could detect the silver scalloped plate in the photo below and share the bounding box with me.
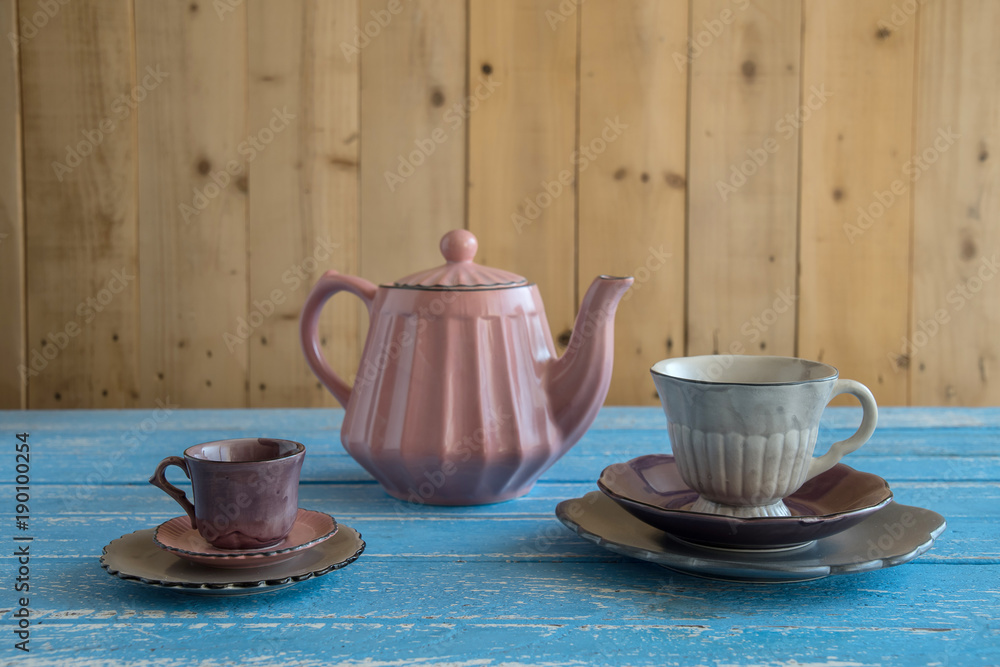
[101,524,364,596]
[556,491,945,583]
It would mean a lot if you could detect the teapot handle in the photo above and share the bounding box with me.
[300,270,377,408]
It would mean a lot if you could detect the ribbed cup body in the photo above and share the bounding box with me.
[668,423,819,513]
[652,358,838,518]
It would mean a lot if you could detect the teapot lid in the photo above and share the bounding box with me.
[392,230,528,290]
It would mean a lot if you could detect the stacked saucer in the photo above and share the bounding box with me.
[101,510,365,596]
[556,455,945,583]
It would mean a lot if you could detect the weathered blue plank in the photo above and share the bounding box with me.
[4,562,998,666]
[7,425,1000,486]
[0,406,997,667]
[3,479,996,566]
[7,478,999,520]
[15,442,1000,485]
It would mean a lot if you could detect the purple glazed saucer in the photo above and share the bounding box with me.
[597,455,892,550]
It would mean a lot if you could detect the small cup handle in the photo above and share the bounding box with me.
[149,456,197,529]
[806,379,879,481]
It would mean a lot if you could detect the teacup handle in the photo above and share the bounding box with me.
[807,379,878,481]
[149,456,198,529]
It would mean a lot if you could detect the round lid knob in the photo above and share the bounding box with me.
[440,229,478,263]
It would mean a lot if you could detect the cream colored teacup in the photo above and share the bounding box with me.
[651,355,878,518]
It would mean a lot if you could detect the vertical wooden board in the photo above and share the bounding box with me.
[577,0,687,405]
[136,0,248,407]
[359,0,465,286]
[20,0,139,408]
[687,0,801,361]
[0,0,24,408]
[247,0,359,408]
[469,0,577,348]
[798,0,915,405]
[911,0,1000,405]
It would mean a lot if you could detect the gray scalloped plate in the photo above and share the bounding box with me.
[598,455,893,549]
[556,491,945,583]
[101,524,364,596]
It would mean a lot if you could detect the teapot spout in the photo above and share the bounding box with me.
[546,275,633,449]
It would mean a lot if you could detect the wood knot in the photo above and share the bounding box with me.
[741,60,756,80]
[961,237,978,260]
[196,158,211,175]
[664,172,686,189]
[876,27,891,40]
[430,89,445,107]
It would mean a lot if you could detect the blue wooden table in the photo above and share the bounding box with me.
[1,407,998,665]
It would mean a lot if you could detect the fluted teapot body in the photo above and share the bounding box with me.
[301,230,632,505]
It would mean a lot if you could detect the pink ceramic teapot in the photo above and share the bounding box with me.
[300,230,633,505]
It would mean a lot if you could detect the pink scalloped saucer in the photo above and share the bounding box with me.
[153,509,338,569]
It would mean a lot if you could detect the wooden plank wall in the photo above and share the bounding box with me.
[0,0,24,408]
[19,0,139,409]
[911,0,1000,405]
[798,0,916,406]
[469,0,578,346]
[687,0,801,361]
[246,0,360,408]
[577,0,687,405]
[2,0,999,409]
[135,0,249,408]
